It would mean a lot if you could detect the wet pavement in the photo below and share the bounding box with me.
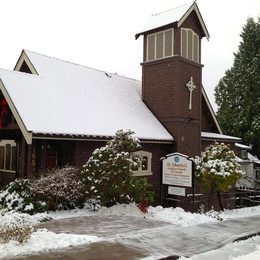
[18,242,147,260]
[15,214,260,259]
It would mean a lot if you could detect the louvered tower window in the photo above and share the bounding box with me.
[147,29,174,61]
[181,28,200,63]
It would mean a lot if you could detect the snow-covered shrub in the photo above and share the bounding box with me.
[84,198,101,211]
[0,211,35,243]
[32,167,85,211]
[82,130,155,207]
[195,142,244,210]
[0,179,47,214]
[0,225,33,243]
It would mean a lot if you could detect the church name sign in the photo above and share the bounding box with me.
[162,153,192,187]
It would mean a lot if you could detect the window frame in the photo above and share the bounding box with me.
[181,28,200,63]
[0,140,17,173]
[132,150,152,176]
[146,28,174,62]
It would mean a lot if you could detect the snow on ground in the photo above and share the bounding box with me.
[219,205,260,220]
[0,228,101,259]
[178,235,260,260]
[1,204,260,259]
[45,203,217,227]
[146,206,217,226]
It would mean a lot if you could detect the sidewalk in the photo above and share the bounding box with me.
[18,214,260,259]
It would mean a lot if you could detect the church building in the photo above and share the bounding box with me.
[0,2,242,208]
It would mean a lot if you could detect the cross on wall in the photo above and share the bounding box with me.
[186,76,196,110]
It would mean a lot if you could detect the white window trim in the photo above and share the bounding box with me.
[132,150,152,176]
[146,28,174,61]
[0,140,16,173]
[181,28,200,63]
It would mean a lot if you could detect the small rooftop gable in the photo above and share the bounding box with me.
[135,1,209,40]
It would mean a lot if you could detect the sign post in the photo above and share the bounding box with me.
[161,152,194,211]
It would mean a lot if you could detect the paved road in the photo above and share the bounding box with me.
[16,214,260,259]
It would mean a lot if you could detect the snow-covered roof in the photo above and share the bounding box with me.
[248,153,260,165]
[135,1,209,40]
[201,132,241,141]
[235,156,247,163]
[0,50,173,143]
[236,153,260,165]
[235,143,252,150]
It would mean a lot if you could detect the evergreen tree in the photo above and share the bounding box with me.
[195,142,244,210]
[215,17,260,157]
[81,130,154,207]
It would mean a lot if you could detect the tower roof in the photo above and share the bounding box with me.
[135,1,209,40]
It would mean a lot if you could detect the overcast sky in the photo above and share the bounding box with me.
[0,0,259,111]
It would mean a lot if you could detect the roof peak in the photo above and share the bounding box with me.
[0,66,39,78]
[23,49,140,83]
[152,1,194,17]
[135,0,209,40]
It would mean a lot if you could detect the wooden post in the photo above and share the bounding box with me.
[192,161,195,213]
[40,140,47,170]
[19,137,26,178]
[27,144,32,178]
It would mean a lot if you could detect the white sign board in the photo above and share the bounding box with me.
[168,186,186,196]
[162,154,192,187]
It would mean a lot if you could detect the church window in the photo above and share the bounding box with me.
[147,29,174,61]
[132,150,152,176]
[0,140,16,172]
[181,28,200,63]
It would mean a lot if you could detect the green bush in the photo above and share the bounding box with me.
[0,179,47,214]
[195,142,244,210]
[0,167,84,213]
[82,130,154,207]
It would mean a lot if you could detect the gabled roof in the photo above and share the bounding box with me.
[135,1,209,40]
[0,50,173,144]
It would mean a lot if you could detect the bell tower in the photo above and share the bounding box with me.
[136,1,209,157]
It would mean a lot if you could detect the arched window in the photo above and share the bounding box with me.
[0,140,16,172]
[131,150,152,176]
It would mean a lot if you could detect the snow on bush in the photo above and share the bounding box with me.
[0,179,47,214]
[32,167,85,211]
[0,225,33,244]
[195,142,244,182]
[0,167,84,213]
[82,130,154,207]
[194,142,244,210]
[0,210,50,244]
